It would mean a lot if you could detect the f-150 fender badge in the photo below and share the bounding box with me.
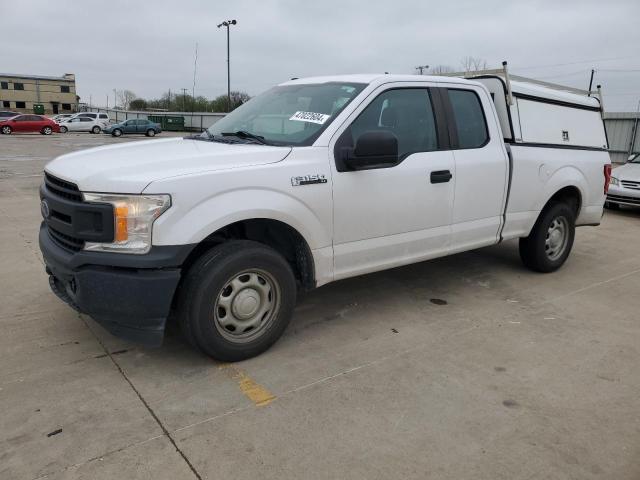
[291,174,328,186]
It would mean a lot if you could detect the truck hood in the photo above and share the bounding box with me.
[45,137,292,193]
[613,163,640,182]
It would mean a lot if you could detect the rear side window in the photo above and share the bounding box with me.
[349,88,439,159]
[448,89,489,149]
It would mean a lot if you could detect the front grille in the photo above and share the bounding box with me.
[44,172,82,202]
[48,226,85,252]
[607,194,640,206]
[621,180,640,190]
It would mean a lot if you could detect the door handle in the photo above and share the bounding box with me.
[430,170,452,184]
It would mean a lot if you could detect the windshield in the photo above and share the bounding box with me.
[630,154,640,163]
[205,82,366,146]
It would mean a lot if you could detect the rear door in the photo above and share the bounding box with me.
[441,86,509,252]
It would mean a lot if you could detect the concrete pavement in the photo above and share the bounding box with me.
[1,132,638,479]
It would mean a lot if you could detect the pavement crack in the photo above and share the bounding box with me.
[78,314,203,480]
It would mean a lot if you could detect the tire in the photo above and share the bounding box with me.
[112,128,122,137]
[1,125,12,134]
[41,126,52,135]
[59,125,68,133]
[604,201,620,210]
[519,201,576,273]
[92,125,101,134]
[146,129,156,137]
[178,240,297,361]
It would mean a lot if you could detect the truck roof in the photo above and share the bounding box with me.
[281,73,600,109]
[280,74,479,88]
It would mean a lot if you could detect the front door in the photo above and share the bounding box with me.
[330,86,455,280]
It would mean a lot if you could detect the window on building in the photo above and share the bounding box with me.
[15,101,26,109]
[1,82,8,90]
[61,85,70,93]
[2,101,9,108]
[447,89,489,149]
[14,83,24,91]
[61,103,71,110]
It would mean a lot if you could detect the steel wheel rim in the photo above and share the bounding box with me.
[213,269,281,344]
[545,215,569,261]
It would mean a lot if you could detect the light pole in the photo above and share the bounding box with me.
[217,19,237,112]
[415,65,429,75]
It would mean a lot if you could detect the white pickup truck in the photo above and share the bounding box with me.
[39,71,610,360]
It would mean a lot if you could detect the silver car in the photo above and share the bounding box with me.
[606,154,640,209]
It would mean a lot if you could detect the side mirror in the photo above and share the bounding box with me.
[628,153,638,163]
[344,131,399,170]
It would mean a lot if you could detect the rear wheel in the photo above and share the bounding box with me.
[59,125,68,133]
[1,125,12,134]
[145,129,156,137]
[178,240,296,361]
[41,126,53,135]
[112,128,122,137]
[92,125,101,134]
[519,202,576,273]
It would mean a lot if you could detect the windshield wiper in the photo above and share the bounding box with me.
[221,130,270,145]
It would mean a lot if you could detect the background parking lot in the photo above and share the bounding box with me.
[1,133,639,479]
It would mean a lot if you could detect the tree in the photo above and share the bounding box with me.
[211,91,250,112]
[460,56,488,73]
[429,65,455,74]
[129,98,147,110]
[116,89,137,110]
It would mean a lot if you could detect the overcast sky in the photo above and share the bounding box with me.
[3,0,639,111]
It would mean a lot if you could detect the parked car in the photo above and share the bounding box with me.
[0,114,60,135]
[103,119,162,137]
[0,111,18,120]
[605,153,640,208]
[59,116,104,134]
[39,71,610,361]
[52,114,74,123]
[71,112,110,126]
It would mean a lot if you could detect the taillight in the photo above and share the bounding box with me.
[604,164,612,194]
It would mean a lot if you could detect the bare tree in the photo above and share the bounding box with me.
[429,65,455,74]
[460,56,488,72]
[116,90,137,110]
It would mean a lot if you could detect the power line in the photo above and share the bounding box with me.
[512,54,640,71]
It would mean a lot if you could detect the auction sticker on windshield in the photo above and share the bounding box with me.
[289,111,331,125]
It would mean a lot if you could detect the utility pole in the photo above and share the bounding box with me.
[181,88,188,112]
[217,19,237,112]
[415,65,429,75]
[168,88,171,110]
[587,69,595,97]
[113,89,117,109]
[106,94,108,109]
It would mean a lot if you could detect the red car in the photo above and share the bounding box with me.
[0,114,60,135]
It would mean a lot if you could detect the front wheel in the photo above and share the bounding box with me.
[145,129,156,137]
[604,201,620,210]
[112,128,122,137]
[519,202,576,273]
[178,240,297,361]
[1,125,12,134]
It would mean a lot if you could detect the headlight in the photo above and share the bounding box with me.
[82,193,171,254]
[610,176,619,186]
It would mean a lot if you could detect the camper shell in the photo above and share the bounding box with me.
[447,67,608,150]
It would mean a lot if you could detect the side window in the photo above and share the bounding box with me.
[447,89,489,149]
[349,88,438,159]
[99,114,108,119]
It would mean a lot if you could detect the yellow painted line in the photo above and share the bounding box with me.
[220,364,276,407]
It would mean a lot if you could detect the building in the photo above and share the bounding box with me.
[0,73,78,114]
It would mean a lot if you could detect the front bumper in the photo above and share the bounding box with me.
[607,183,640,206]
[39,223,194,346]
